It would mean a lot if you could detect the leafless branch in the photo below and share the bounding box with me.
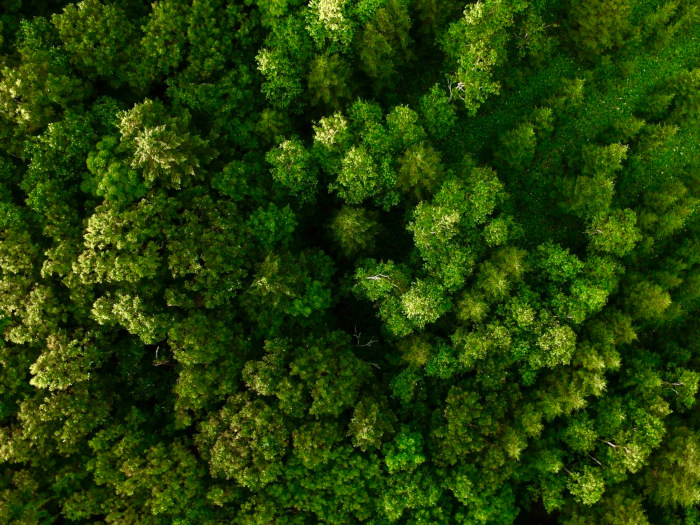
[353,326,378,347]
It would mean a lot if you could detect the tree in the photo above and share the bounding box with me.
[201,393,290,490]
[383,426,425,473]
[645,427,700,508]
[307,53,352,109]
[116,99,214,190]
[331,145,385,205]
[243,250,334,333]
[243,332,370,418]
[587,209,642,257]
[497,123,537,172]
[401,279,451,330]
[0,17,85,137]
[442,0,527,114]
[328,205,379,257]
[266,137,318,203]
[567,0,631,59]
[356,0,412,84]
[627,281,672,321]
[560,143,628,220]
[29,329,103,391]
[256,15,313,109]
[138,0,189,82]
[397,142,443,198]
[566,466,605,505]
[52,0,140,88]
[419,84,457,141]
[348,394,397,451]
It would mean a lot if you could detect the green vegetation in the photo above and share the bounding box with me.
[0,0,699,522]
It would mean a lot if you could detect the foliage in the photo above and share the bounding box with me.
[0,0,699,523]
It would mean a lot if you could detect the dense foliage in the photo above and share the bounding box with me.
[1,0,699,523]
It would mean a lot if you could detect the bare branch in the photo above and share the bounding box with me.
[589,455,603,466]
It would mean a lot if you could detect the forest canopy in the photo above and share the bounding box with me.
[1,0,700,523]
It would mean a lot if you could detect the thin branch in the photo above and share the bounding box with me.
[353,326,378,348]
[589,455,603,466]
